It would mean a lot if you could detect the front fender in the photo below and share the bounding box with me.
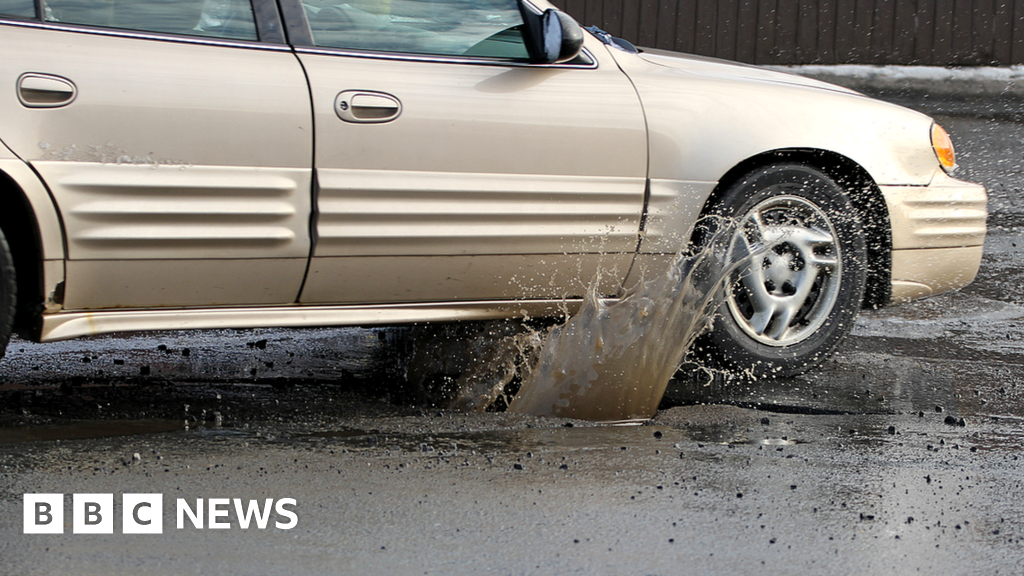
[607,49,940,255]
[616,50,938,187]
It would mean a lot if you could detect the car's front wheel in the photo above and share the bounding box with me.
[0,228,14,360]
[694,164,867,378]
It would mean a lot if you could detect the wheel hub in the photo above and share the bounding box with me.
[726,195,842,347]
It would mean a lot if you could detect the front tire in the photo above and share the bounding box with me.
[695,164,867,378]
[0,228,15,360]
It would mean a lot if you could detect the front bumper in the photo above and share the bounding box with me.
[880,170,988,303]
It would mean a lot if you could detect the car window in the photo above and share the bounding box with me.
[0,0,35,18]
[40,0,258,41]
[304,0,530,59]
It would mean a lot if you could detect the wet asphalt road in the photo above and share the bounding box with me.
[1,82,1024,575]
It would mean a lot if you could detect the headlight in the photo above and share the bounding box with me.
[931,123,956,173]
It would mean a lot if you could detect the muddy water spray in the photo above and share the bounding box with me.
[506,221,744,422]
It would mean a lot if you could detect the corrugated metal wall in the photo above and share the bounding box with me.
[550,1,1024,65]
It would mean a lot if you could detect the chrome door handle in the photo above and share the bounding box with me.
[18,73,77,108]
[335,91,401,123]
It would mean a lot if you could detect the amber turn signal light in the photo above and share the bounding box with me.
[932,123,956,172]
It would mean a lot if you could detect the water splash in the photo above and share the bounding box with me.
[396,219,755,421]
[505,219,742,422]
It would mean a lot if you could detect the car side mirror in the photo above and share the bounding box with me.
[518,4,585,64]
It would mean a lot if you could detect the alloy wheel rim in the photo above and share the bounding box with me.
[725,194,843,347]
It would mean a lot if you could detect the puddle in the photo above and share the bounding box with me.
[188,427,257,439]
[298,427,371,440]
[294,424,676,454]
[0,419,184,444]
[852,293,1024,338]
[679,424,807,447]
[293,421,805,455]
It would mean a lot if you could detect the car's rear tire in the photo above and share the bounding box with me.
[0,228,15,360]
[693,164,867,378]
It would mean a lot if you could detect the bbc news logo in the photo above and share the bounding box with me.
[24,494,297,534]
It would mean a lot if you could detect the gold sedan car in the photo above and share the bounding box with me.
[0,0,986,377]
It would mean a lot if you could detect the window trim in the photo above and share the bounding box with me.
[0,16,287,50]
[294,44,597,69]
[277,0,597,69]
[0,0,286,46]
[1,1,599,68]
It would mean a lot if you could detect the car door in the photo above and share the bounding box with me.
[288,0,648,305]
[0,0,313,310]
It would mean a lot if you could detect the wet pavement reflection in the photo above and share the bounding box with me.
[0,419,184,444]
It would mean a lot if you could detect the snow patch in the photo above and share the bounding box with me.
[771,64,1024,83]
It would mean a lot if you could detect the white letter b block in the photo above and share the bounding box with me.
[24,494,64,534]
[73,493,113,534]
